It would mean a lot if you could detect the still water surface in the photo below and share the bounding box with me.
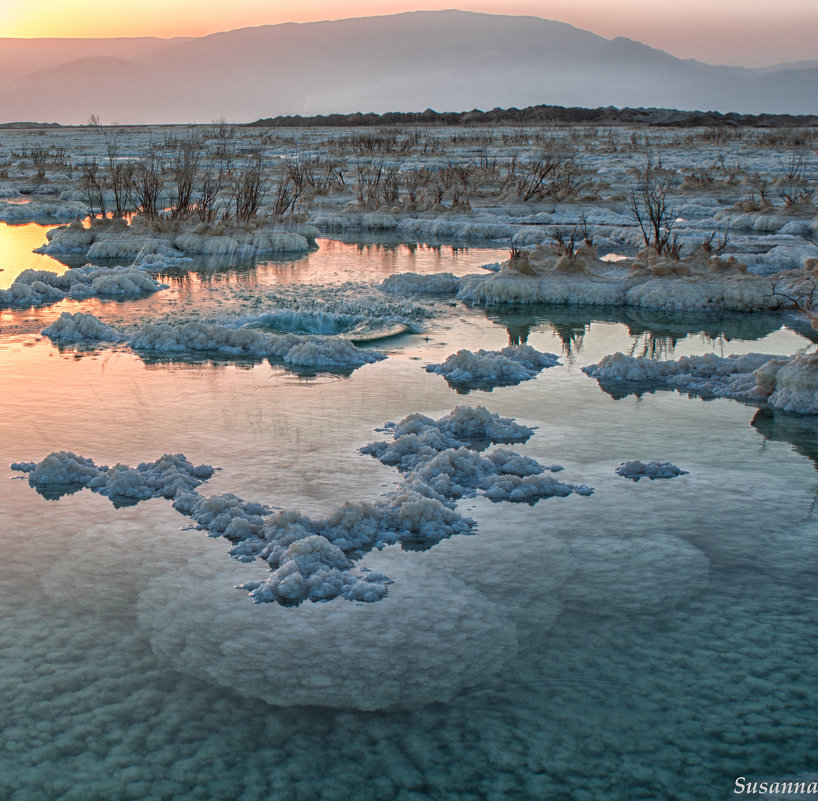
[1,230,816,801]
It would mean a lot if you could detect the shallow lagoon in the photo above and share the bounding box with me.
[1,232,817,801]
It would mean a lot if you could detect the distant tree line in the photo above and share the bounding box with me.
[247,105,818,129]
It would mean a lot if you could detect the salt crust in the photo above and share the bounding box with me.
[40,313,387,371]
[381,246,816,313]
[0,199,88,222]
[380,271,462,295]
[38,217,314,260]
[129,320,386,370]
[242,309,413,342]
[11,452,214,503]
[11,407,592,608]
[425,344,560,390]
[583,351,818,414]
[41,311,124,343]
[615,461,689,481]
[0,265,167,308]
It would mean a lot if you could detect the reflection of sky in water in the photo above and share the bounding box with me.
[1,228,817,799]
[0,221,65,285]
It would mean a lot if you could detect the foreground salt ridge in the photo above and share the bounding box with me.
[425,344,560,391]
[583,351,818,414]
[41,312,386,371]
[615,461,689,481]
[11,407,593,607]
[0,265,167,308]
[382,246,818,314]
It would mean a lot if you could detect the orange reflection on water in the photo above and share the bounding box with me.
[0,222,66,288]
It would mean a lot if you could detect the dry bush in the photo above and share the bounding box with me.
[630,161,681,257]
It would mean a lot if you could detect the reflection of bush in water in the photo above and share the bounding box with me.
[752,408,818,473]
[485,305,793,358]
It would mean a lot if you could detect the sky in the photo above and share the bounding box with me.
[1,0,817,67]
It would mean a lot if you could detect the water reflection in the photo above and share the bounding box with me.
[752,408,818,480]
[485,305,804,359]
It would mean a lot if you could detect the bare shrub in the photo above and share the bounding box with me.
[80,160,106,217]
[169,138,201,220]
[130,152,165,219]
[516,154,583,201]
[229,155,266,222]
[700,226,730,254]
[630,161,681,257]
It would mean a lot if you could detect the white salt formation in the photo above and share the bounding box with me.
[380,272,462,295]
[41,312,124,343]
[615,461,689,481]
[361,406,536,470]
[362,406,591,504]
[0,265,167,308]
[129,321,385,370]
[11,407,593,607]
[452,245,817,313]
[39,216,315,260]
[425,344,560,391]
[584,350,818,414]
[243,310,413,342]
[754,352,818,414]
[11,452,214,503]
[0,199,88,222]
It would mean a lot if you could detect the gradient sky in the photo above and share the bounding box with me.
[2,0,816,67]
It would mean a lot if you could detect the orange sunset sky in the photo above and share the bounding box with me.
[2,0,817,67]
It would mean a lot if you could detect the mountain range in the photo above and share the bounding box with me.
[1,10,815,124]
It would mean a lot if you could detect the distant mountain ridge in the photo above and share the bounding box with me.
[0,11,815,124]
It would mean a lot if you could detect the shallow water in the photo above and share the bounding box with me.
[1,230,817,801]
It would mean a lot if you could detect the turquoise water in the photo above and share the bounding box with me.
[1,236,817,801]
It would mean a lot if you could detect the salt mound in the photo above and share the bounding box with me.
[380,272,461,295]
[129,321,384,371]
[173,485,476,606]
[426,344,559,391]
[362,407,590,506]
[456,247,811,313]
[0,264,166,308]
[41,312,123,343]
[757,352,818,414]
[283,337,385,370]
[11,451,101,490]
[173,231,310,257]
[85,238,178,261]
[137,548,517,710]
[40,218,312,260]
[481,473,593,503]
[130,320,284,356]
[362,406,536,470]
[582,352,775,402]
[457,269,625,306]
[584,351,818,414]
[0,199,88,222]
[615,461,689,481]
[11,452,214,504]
